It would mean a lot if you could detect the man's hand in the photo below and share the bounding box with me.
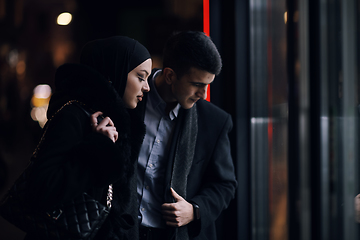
[161,188,194,227]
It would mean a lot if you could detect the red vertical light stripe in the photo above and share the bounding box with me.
[203,0,210,36]
[203,0,211,101]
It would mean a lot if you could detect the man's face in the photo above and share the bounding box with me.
[171,67,215,109]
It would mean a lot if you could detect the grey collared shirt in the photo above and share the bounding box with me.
[137,70,180,228]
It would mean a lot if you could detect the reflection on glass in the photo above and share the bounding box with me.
[250,0,288,239]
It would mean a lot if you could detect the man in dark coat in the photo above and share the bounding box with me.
[137,31,237,240]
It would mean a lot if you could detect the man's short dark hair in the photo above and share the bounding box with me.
[162,31,222,78]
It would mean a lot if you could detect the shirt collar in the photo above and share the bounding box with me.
[149,70,180,120]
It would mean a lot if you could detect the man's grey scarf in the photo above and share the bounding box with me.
[170,105,198,240]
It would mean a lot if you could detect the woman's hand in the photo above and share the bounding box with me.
[90,111,118,143]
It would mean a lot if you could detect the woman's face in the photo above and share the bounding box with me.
[123,58,152,109]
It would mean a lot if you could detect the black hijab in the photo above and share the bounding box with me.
[80,36,151,97]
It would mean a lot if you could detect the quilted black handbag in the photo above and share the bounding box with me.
[0,100,113,240]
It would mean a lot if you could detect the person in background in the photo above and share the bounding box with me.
[24,36,151,240]
[137,31,237,240]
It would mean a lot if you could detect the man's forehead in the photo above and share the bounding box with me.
[183,67,215,83]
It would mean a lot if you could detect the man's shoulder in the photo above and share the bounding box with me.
[195,100,233,128]
[195,99,230,118]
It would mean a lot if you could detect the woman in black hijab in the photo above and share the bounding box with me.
[24,36,152,239]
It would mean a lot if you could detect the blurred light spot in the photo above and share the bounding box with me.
[53,42,73,67]
[57,12,72,25]
[32,96,50,108]
[8,49,18,68]
[33,84,52,99]
[16,60,26,75]
[284,12,287,24]
[31,106,48,128]
[31,84,52,128]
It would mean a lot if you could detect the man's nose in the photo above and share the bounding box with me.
[197,85,208,99]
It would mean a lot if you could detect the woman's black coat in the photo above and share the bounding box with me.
[24,63,145,240]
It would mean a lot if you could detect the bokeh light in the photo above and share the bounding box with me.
[31,84,52,128]
[57,12,72,25]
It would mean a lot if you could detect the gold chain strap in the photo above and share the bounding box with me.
[32,100,80,158]
[31,99,113,208]
[107,184,113,208]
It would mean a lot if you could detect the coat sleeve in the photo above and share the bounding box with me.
[26,105,130,211]
[187,112,237,238]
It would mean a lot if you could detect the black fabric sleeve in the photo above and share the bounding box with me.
[26,105,130,211]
